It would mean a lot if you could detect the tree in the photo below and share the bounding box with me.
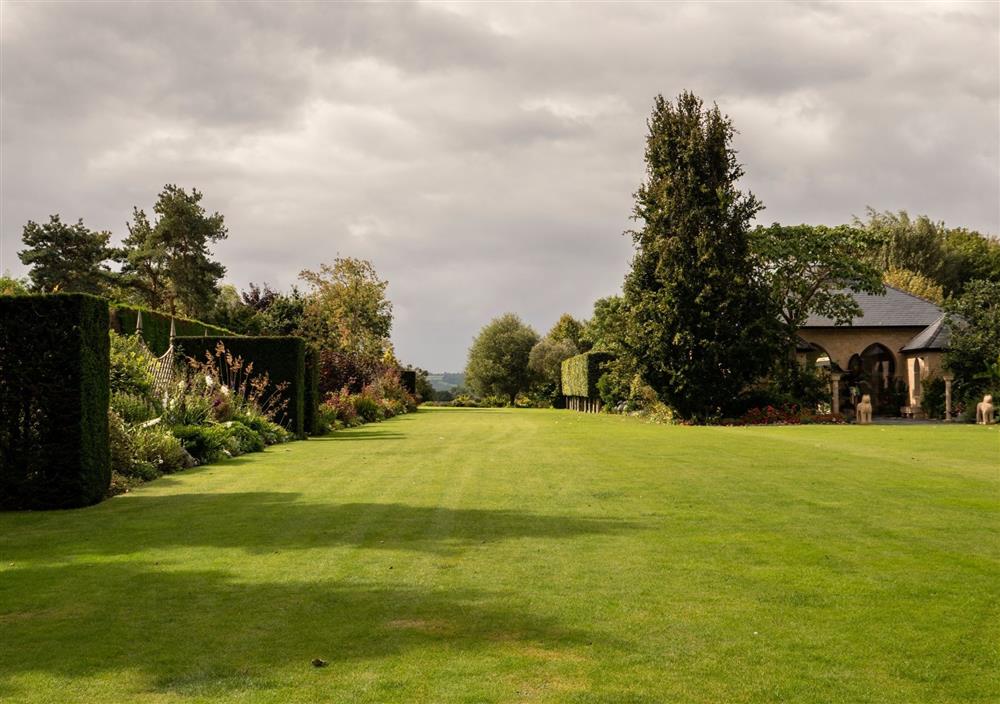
[750,223,885,338]
[547,314,588,351]
[620,92,777,419]
[242,283,306,336]
[883,267,944,305]
[0,274,29,296]
[944,279,1000,402]
[941,228,1000,295]
[528,336,578,404]
[855,208,946,282]
[18,215,115,294]
[465,313,539,404]
[298,258,392,357]
[120,185,227,317]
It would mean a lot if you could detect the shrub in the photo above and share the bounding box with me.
[921,376,946,419]
[232,409,290,445]
[171,425,228,465]
[111,392,159,424]
[109,330,156,397]
[109,410,157,482]
[353,394,383,423]
[224,421,265,454]
[134,424,193,474]
[176,336,306,437]
[1,293,111,509]
[304,346,321,435]
[161,387,214,427]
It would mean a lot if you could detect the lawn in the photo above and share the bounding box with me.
[1,408,997,703]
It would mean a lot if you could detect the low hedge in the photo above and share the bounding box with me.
[174,336,307,438]
[1,293,111,509]
[110,304,234,355]
[561,351,614,399]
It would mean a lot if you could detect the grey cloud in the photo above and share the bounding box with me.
[1,1,997,371]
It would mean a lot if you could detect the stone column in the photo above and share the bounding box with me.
[943,373,954,421]
[830,373,842,416]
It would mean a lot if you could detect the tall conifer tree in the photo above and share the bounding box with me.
[621,92,777,419]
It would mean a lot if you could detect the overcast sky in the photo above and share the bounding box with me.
[2,1,998,370]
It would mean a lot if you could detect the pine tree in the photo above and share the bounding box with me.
[120,185,227,317]
[621,92,777,419]
[18,215,115,294]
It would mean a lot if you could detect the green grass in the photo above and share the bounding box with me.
[1,409,998,703]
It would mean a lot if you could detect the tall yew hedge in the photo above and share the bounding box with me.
[110,304,234,355]
[1,293,111,509]
[175,336,307,438]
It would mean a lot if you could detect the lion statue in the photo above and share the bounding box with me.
[976,395,995,425]
[856,394,873,424]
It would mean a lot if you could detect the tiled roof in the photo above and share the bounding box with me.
[803,285,943,327]
[901,316,952,352]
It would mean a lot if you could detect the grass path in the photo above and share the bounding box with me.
[1,409,998,703]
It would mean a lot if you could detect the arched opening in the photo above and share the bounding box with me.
[855,343,901,415]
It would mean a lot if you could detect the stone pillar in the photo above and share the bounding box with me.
[943,373,954,421]
[830,373,842,416]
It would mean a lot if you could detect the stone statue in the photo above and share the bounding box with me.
[976,395,995,425]
[856,394,873,424]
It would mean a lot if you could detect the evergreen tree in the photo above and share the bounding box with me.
[18,215,115,294]
[621,92,777,419]
[120,185,227,317]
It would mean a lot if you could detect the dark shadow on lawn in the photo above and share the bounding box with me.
[0,561,605,698]
[2,493,640,558]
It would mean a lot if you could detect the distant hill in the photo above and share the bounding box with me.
[427,372,465,392]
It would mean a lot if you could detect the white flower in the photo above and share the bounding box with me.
[205,375,214,389]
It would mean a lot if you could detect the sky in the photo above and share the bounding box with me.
[1,1,998,371]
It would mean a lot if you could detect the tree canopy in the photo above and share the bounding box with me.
[18,215,115,294]
[119,185,228,317]
[465,313,539,404]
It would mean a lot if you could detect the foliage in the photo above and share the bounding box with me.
[750,223,885,333]
[940,228,1000,295]
[224,421,266,454]
[0,293,110,509]
[352,394,384,424]
[18,215,116,295]
[109,410,193,490]
[582,296,626,354]
[299,258,392,360]
[409,366,435,403]
[0,274,30,295]
[920,376,946,419]
[528,336,578,405]
[175,336,305,437]
[621,92,778,420]
[561,351,614,399]
[882,267,944,305]
[109,330,156,397]
[855,209,946,283]
[734,404,845,425]
[110,392,159,425]
[465,313,540,404]
[944,280,1000,401]
[171,424,229,465]
[119,184,228,318]
[547,314,588,351]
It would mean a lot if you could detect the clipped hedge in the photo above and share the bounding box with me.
[561,351,614,399]
[1,293,111,509]
[304,346,320,435]
[110,304,234,355]
[175,336,307,438]
[400,369,417,396]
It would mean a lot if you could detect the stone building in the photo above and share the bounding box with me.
[797,286,950,417]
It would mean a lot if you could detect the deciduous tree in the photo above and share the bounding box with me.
[465,313,539,405]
